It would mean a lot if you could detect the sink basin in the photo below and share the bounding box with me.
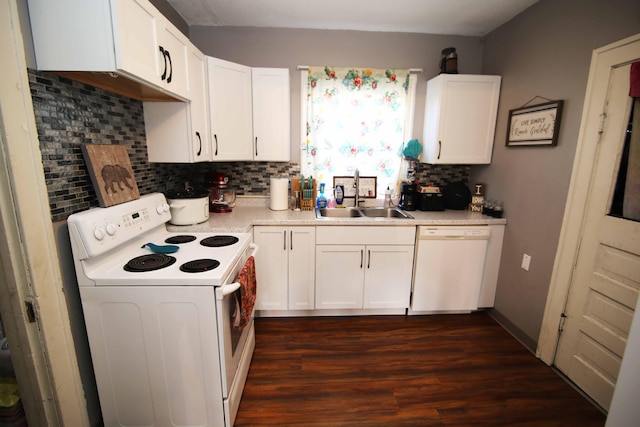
[315,207,413,219]
[316,208,364,218]
[360,207,414,219]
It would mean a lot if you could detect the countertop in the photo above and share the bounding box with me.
[166,196,507,233]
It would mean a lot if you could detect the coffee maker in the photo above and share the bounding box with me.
[399,183,417,211]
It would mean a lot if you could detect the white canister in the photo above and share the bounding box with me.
[270,177,289,210]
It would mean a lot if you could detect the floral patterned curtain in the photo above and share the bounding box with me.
[302,66,412,197]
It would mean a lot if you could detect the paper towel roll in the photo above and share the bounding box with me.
[270,177,289,210]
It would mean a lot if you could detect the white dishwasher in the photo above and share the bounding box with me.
[410,226,490,313]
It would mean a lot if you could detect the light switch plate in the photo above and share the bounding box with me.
[521,254,531,271]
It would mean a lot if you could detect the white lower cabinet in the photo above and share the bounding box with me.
[315,227,416,310]
[253,226,315,311]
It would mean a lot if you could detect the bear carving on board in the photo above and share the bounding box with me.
[101,164,134,194]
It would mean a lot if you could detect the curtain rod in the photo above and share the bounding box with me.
[297,65,423,74]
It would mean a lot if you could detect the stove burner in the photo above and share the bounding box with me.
[165,235,197,244]
[179,259,220,273]
[124,254,176,272]
[200,235,239,247]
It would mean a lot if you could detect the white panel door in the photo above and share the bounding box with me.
[113,0,161,86]
[252,68,290,161]
[253,227,288,310]
[363,245,414,309]
[554,58,640,410]
[315,245,365,309]
[158,20,190,98]
[188,46,210,161]
[288,227,316,310]
[207,57,253,161]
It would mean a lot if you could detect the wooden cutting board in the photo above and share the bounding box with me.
[81,143,140,207]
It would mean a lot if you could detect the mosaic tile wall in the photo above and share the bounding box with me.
[29,70,469,221]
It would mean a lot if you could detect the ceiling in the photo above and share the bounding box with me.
[166,0,539,37]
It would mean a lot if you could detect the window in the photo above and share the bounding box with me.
[300,66,418,197]
[610,97,639,222]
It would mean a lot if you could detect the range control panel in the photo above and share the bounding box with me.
[67,193,171,259]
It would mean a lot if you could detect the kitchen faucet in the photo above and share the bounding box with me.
[354,169,362,207]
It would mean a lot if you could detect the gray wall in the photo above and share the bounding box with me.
[475,0,640,349]
[189,27,485,162]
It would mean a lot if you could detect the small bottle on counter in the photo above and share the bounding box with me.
[294,191,301,211]
[326,187,337,208]
[384,186,392,208]
[335,185,344,207]
[316,183,328,209]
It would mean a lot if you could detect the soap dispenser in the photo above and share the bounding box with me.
[316,183,328,208]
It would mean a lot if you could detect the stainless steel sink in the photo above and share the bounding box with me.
[315,207,413,219]
[316,208,364,218]
[360,207,414,219]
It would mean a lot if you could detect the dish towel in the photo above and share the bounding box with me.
[233,256,256,331]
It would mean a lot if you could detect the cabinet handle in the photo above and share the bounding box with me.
[290,230,293,250]
[159,46,168,81]
[283,230,287,251]
[438,140,442,159]
[196,131,202,156]
[367,250,371,269]
[165,50,173,83]
[360,249,363,269]
[255,137,258,156]
[214,134,218,156]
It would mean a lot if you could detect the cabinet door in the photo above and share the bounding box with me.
[288,227,316,310]
[207,58,253,161]
[423,74,501,164]
[158,20,190,99]
[113,0,162,86]
[253,227,288,310]
[252,68,291,161]
[143,45,209,163]
[188,47,210,161]
[364,245,414,309]
[315,245,364,309]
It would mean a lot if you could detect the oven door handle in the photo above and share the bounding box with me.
[220,282,241,297]
[216,243,259,298]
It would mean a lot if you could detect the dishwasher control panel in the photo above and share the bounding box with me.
[419,226,490,239]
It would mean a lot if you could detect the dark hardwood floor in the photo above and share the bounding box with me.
[235,313,606,427]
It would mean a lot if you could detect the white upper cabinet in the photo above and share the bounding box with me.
[186,47,211,161]
[207,59,291,162]
[28,0,189,100]
[145,45,210,163]
[252,68,291,161]
[422,74,501,164]
[207,58,254,161]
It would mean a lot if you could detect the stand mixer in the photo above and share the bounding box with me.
[207,172,236,213]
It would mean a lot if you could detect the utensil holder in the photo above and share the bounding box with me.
[292,178,316,211]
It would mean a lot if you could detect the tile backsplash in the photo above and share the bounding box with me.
[29,70,469,221]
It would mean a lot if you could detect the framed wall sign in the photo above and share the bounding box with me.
[506,100,564,147]
[333,176,377,198]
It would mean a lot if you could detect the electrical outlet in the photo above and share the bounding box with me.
[521,254,531,271]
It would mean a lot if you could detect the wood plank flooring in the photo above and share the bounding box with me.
[235,313,606,427]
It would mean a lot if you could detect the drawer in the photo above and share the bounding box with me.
[315,226,416,245]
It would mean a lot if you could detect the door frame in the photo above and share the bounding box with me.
[0,1,88,425]
[537,33,640,364]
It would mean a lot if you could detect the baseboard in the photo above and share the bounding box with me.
[487,308,538,355]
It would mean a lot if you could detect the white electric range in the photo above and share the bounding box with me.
[67,192,257,427]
